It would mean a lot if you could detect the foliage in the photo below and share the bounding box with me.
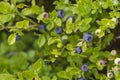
[0,0,120,80]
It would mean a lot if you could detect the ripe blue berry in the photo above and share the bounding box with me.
[66,16,75,23]
[81,64,88,72]
[78,78,86,80]
[16,35,21,41]
[75,47,82,54]
[57,10,64,18]
[83,33,93,42]
[39,24,47,32]
[55,27,63,34]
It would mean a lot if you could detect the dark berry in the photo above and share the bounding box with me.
[16,35,21,41]
[39,24,47,32]
[57,10,64,18]
[66,16,75,23]
[55,27,63,34]
[78,78,87,80]
[83,33,93,42]
[81,64,88,72]
[75,47,82,54]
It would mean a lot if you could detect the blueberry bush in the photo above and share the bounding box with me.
[0,0,120,80]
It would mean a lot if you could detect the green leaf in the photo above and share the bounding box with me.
[66,67,80,76]
[101,1,108,9]
[66,44,73,51]
[22,70,37,80]
[115,73,120,80]
[42,76,51,80]
[0,14,15,24]
[50,10,58,18]
[9,52,28,71]
[57,71,70,79]
[0,2,14,14]
[37,14,43,22]
[52,76,57,80]
[47,22,54,31]
[51,49,60,57]
[37,35,46,48]
[0,73,15,80]
[82,42,87,52]
[57,42,63,48]
[32,0,36,6]
[92,69,100,79]
[77,2,88,16]
[48,37,56,45]
[65,18,73,34]
[54,18,62,26]
[31,5,41,14]
[98,18,116,30]
[16,20,29,29]
[80,24,91,32]
[8,33,16,45]
[17,3,27,8]
[21,8,32,15]
[32,59,43,72]
[82,17,92,24]
[79,17,92,32]
[109,11,120,18]
[21,5,40,15]
[11,0,16,5]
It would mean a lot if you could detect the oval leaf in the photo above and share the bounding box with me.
[8,33,16,45]
[37,35,46,48]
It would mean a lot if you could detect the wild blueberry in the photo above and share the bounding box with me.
[78,78,86,80]
[99,60,105,65]
[66,16,75,23]
[57,10,64,18]
[111,50,117,56]
[42,12,49,18]
[39,24,47,32]
[75,47,82,54]
[81,64,88,72]
[83,33,93,42]
[107,72,113,78]
[55,27,63,34]
[114,58,120,65]
[16,35,21,41]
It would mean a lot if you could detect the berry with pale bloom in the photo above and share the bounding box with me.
[111,50,117,56]
[42,12,49,18]
[107,72,113,78]
[114,58,120,65]
[95,29,101,36]
[81,64,88,72]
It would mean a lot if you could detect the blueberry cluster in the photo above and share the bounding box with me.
[38,10,77,35]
